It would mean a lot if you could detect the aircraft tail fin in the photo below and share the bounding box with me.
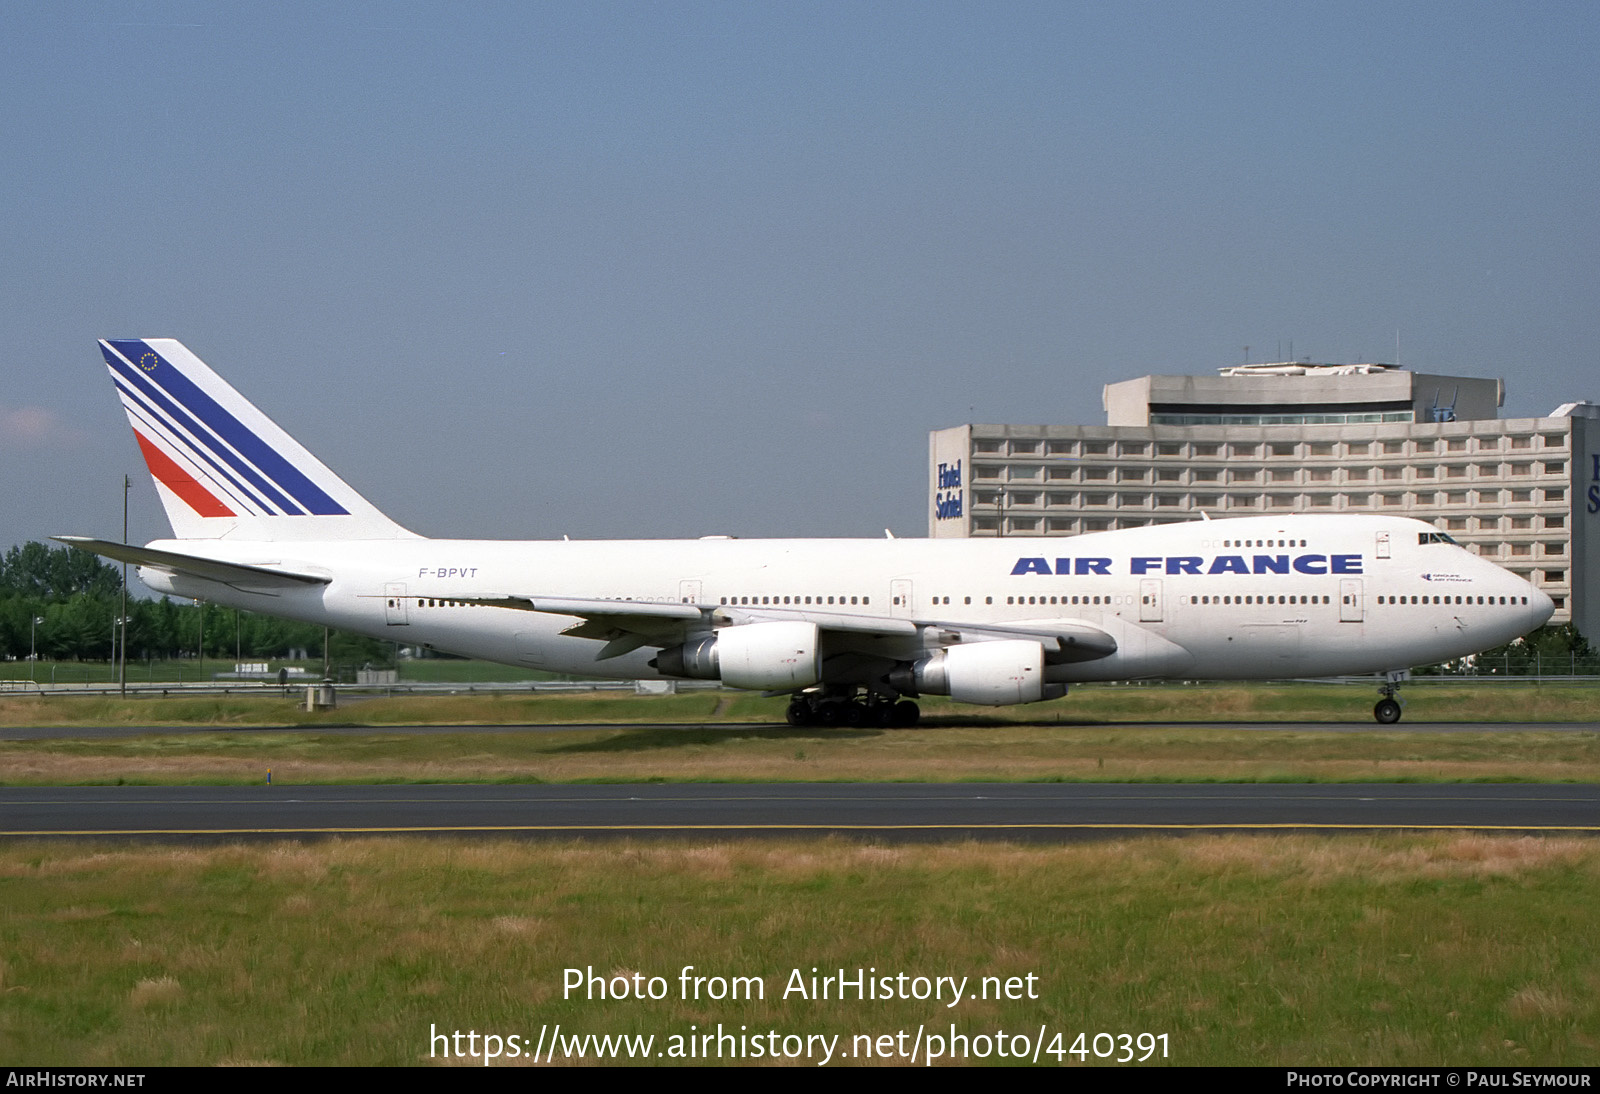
[99,338,420,541]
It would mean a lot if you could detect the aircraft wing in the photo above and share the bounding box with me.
[458,596,709,659]
[466,595,1114,663]
[922,619,1118,663]
[54,536,333,589]
[709,606,1114,661]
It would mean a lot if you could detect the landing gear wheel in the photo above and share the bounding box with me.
[1374,698,1402,724]
[815,703,841,728]
[893,700,921,727]
[786,701,811,727]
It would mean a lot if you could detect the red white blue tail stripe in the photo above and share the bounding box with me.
[102,339,348,518]
[99,339,415,541]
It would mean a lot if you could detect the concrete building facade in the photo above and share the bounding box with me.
[928,364,1598,641]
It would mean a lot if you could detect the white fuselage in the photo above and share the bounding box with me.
[135,514,1552,686]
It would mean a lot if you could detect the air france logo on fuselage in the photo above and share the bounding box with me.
[1010,553,1364,576]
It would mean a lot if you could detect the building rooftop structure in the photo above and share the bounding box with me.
[1103,363,1503,428]
[929,362,1595,641]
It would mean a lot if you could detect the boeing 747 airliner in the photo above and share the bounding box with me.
[60,339,1553,725]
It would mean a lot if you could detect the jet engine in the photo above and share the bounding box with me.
[887,639,1063,706]
[650,621,822,690]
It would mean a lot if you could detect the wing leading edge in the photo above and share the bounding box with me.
[458,595,1117,664]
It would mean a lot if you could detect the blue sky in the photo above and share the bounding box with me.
[3,1,1596,554]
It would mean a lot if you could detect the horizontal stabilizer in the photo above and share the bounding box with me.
[53,537,331,587]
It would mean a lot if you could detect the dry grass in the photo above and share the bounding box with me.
[2,721,1596,786]
[2,682,1598,731]
[1,835,1596,1066]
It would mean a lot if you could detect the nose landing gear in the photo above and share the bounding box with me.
[1373,670,1409,724]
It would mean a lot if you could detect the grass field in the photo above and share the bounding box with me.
[2,687,1596,1068]
[2,722,1597,787]
[1,681,1597,728]
[1,834,1595,1066]
[1,684,1595,787]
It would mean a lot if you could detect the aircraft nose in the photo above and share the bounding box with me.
[1529,584,1555,627]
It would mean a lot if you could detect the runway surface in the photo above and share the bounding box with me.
[2,782,1596,841]
[3,719,1597,740]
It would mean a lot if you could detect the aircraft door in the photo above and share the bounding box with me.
[679,579,703,605]
[1339,579,1364,623]
[1139,579,1163,622]
[1376,531,1391,559]
[891,579,914,618]
[384,582,409,626]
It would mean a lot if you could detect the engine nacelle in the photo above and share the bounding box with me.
[651,622,821,691]
[892,639,1058,706]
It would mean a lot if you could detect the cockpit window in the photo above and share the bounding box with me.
[1418,532,1458,546]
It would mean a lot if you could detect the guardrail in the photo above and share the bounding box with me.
[0,679,725,697]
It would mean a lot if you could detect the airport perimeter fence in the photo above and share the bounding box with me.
[0,678,724,697]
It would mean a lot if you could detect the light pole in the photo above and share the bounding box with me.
[29,616,42,683]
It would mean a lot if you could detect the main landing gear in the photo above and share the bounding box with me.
[786,692,920,728]
[1373,671,1409,724]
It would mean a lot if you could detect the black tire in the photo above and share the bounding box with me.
[1374,698,1402,724]
[785,702,811,727]
[893,700,921,727]
[816,703,841,727]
